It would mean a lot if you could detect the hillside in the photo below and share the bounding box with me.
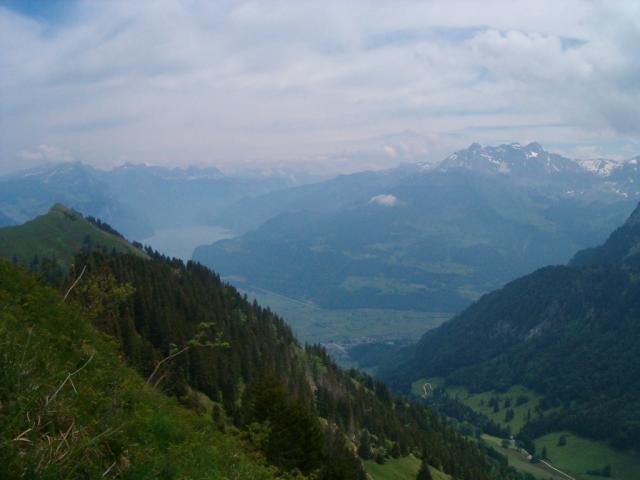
[0,259,279,479]
[386,202,640,455]
[0,205,515,479]
[0,203,146,269]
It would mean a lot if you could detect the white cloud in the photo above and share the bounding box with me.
[18,144,73,163]
[370,194,400,207]
[0,1,639,173]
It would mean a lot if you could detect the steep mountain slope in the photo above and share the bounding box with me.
[387,202,640,451]
[0,204,146,269]
[0,259,279,479]
[570,203,640,268]
[195,143,636,316]
[0,205,513,480]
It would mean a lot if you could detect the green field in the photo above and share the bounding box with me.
[241,287,450,345]
[481,435,568,480]
[536,431,640,480]
[364,455,451,480]
[413,380,640,480]
[412,379,542,434]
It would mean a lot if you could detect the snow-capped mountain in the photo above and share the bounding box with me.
[575,158,623,177]
[412,142,640,200]
[434,142,584,177]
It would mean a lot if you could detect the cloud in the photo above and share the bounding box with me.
[19,144,72,163]
[0,1,639,173]
[370,194,400,207]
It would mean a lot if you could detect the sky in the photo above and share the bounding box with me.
[1,0,639,174]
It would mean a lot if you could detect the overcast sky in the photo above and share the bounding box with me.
[1,0,639,174]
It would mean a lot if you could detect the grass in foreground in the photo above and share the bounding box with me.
[0,259,276,479]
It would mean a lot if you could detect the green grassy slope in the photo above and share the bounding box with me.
[0,203,146,267]
[536,431,640,480]
[0,259,277,479]
[364,455,451,480]
[480,435,567,480]
[412,380,640,480]
[413,380,543,435]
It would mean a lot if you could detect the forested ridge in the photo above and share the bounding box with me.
[0,259,280,479]
[0,205,522,479]
[387,202,640,451]
[68,249,505,479]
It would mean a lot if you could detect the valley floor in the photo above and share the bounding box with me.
[241,286,450,363]
[412,379,640,480]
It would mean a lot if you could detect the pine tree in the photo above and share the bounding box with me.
[358,430,373,460]
[416,459,433,480]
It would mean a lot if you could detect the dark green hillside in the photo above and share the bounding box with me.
[387,202,640,452]
[570,203,640,267]
[0,203,146,268]
[0,259,278,479]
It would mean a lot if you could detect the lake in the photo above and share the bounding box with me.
[142,225,235,260]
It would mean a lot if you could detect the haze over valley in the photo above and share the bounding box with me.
[2,2,640,480]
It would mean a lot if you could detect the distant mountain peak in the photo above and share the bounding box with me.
[111,162,224,180]
[575,157,622,177]
[435,141,581,177]
[49,203,74,214]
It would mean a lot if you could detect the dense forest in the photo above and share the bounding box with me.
[387,202,640,451]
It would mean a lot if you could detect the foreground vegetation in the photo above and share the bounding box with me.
[0,260,276,479]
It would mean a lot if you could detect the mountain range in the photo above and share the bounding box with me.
[0,161,310,242]
[194,143,639,326]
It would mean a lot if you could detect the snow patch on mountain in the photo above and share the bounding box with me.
[576,158,621,177]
